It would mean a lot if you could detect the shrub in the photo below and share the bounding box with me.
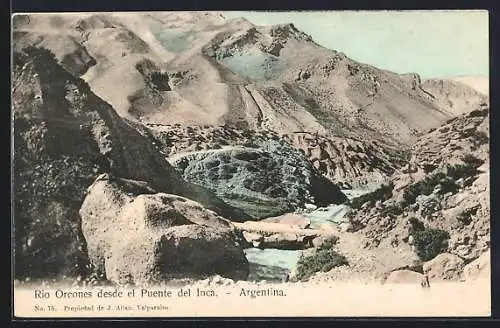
[461,154,484,169]
[456,206,479,226]
[446,163,478,181]
[471,131,489,147]
[412,228,450,261]
[401,163,477,207]
[467,108,489,118]
[439,177,459,194]
[402,173,445,207]
[456,212,472,226]
[349,182,394,209]
[380,203,404,216]
[295,249,348,281]
[408,217,425,233]
[318,236,339,250]
[422,163,438,173]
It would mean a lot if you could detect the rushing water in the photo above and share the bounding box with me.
[244,188,376,282]
[244,249,301,282]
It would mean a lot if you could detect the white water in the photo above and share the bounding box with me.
[244,248,301,282]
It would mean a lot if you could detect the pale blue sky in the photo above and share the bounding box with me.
[223,11,489,78]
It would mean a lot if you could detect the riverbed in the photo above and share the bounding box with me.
[244,188,374,282]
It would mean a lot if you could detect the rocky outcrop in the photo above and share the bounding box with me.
[242,231,264,247]
[287,132,408,188]
[423,253,465,281]
[383,270,425,284]
[462,250,490,281]
[410,106,489,172]
[13,31,97,76]
[168,142,347,219]
[80,174,249,284]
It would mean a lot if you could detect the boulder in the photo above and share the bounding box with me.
[242,231,264,246]
[416,194,441,218]
[261,213,311,229]
[304,203,318,211]
[423,253,465,281]
[462,250,490,281]
[80,175,248,284]
[339,221,353,233]
[384,269,425,284]
[311,236,326,248]
[106,225,249,285]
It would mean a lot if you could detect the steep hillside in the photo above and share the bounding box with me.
[450,76,489,96]
[422,78,488,115]
[13,12,491,188]
[318,106,490,282]
[12,12,477,147]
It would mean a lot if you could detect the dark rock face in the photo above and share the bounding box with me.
[169,141,347,219]
[287,132,408,188]
[80,175,248,284]
[12,47,247,280]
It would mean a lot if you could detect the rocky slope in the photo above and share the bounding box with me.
[308,106,490,283]
[450,75,489,97]
[421,78,488,115]
[168,145,347,219]
[12,46,248,282]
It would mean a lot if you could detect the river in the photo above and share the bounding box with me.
[244,188,374,282]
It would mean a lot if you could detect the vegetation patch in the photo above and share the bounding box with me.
[349,182,394,209]
[467,108,489,118]
[413,227,450,261]
[148,71,171,91]
[380,203,405,217]
[470,131,489,149]
[456,206,479,226]
[461,154,485,169]
[295,248,348,281]
[318,236,339,250]
[401,161,481,208]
